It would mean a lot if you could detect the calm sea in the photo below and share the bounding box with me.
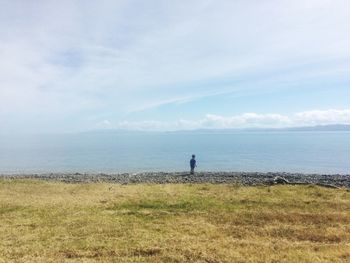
[0,131,350,174]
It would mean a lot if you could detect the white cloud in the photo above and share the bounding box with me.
[116,109,350,131]
[295,109,350,125]
[203,113,292,128]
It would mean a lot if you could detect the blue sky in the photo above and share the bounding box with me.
[1,0,350,133]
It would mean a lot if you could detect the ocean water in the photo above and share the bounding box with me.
[0,131,350,174]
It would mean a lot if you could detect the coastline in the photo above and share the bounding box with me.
[1,172,349,187]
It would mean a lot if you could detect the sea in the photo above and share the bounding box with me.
[0,131,350,174]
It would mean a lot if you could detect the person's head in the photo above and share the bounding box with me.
[192,154,195,159]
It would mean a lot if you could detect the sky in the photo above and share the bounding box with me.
[1,0,350,133]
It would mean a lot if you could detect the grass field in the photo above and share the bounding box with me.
[0,180,349,262]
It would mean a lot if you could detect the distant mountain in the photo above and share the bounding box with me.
[281,124,350,131]
[166,124,350,133]
[79,124,350,135]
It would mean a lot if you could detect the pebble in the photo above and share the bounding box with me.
[1,172,349,187]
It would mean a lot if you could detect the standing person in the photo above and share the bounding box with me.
[190,154,197,175]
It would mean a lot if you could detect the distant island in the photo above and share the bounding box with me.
[165,124,350,134]
[283,124,350,131]
[80,124,350,135]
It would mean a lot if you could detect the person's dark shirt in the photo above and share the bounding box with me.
[190,158,196,168]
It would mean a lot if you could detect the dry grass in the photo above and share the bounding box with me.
[0,180,349,262]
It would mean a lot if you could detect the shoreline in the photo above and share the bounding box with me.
[1,172,349,187]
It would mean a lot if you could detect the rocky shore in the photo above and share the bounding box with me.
[1,172,349,188]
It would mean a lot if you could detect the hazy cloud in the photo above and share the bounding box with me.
[96,119,112,128]
[116,109,350,131]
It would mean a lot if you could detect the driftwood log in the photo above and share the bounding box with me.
[272,176,341,189]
